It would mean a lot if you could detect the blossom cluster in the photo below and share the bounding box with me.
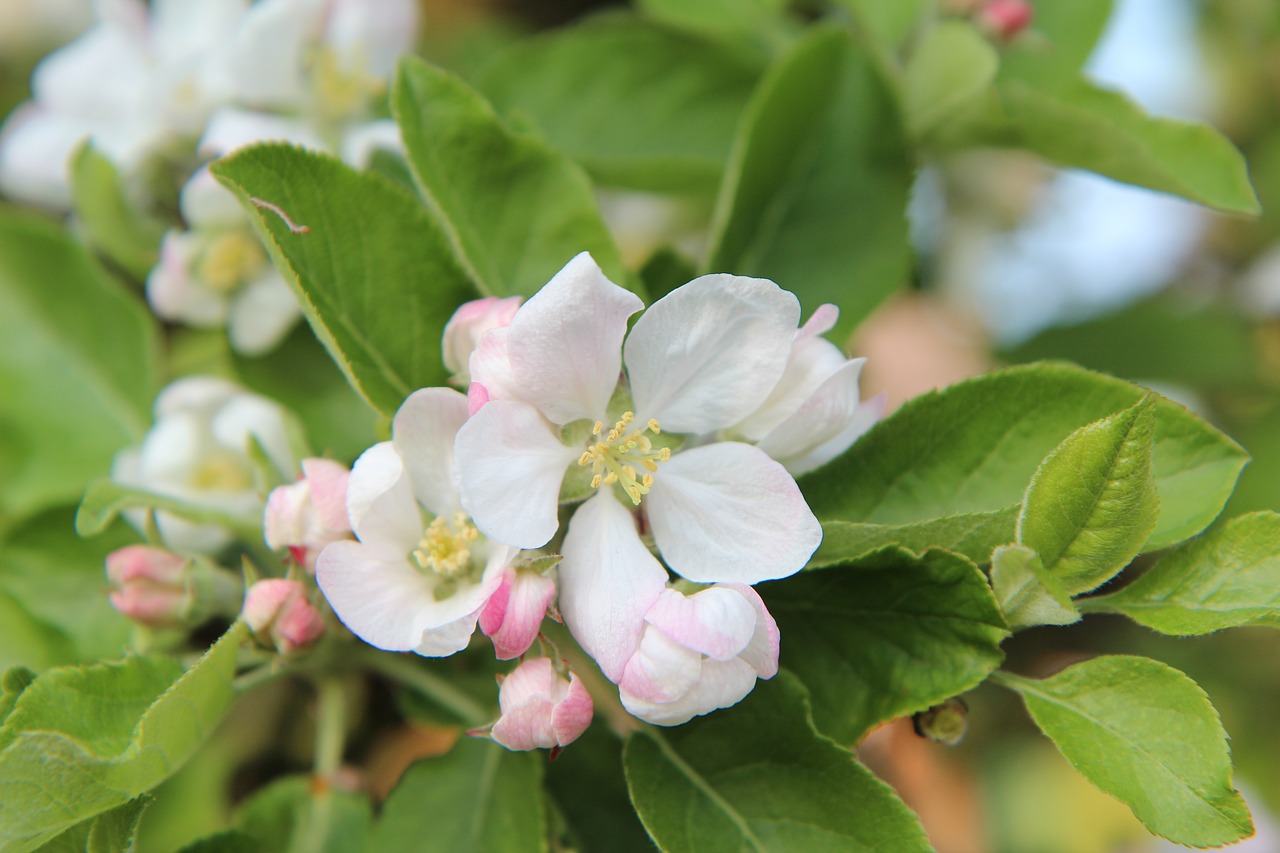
[0,0,417,354]
[106,252,873,748]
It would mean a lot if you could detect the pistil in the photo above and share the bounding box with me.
[577,412,671,505]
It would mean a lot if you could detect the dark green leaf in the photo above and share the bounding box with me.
[623,673,933,852]
[545,724,653,853]
[636,0,786,37]
[764,547,1007,744]
[810,510,1016,567]
[30,796,150,853]
[236,776,371,853]
[211,145,474,417]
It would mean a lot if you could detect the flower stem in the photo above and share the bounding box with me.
[295,676,346,853]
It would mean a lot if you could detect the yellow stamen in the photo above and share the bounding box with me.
[577,411,669,505]
[412,512,480,580]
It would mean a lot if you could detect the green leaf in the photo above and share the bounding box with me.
[1080,511,1280,634]
[835,0,928,47]
[0,667,36,724]
[30,796,150,853]
[998,0,1115,88]
[177,831,264,853]
[903,21,999,137]
[1018,397,1159,595]
[989,543,1081,630]
[763,547,1007,744]
[477,16,764,193]
[236,776,371,853]
[706,25,915,337]
[0,207,160,518]
[810,510,1016,567]
[0,623,247,851]
[69,142,166,280]
[636,0,786,37]
[623,673,933,852]
[544,724,653,853]
[994,657,1252,848]
[393,57,633,300]
[367,738,545,853]
[974,78,1260,215]
[211,145,474,417]
[800,363,1248,552]
[75,479,259,540]
[0,591,76,673]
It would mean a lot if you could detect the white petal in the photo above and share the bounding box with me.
[391,387,468,518]
[621,657,757,727]
[154,375,240,417]
[468,327,518,406]
[346,442,420,552]
[505,252,642,425]
[756,358,866,472]
[340,119,403,169]
[209,392,293,472]
[227,273,301,356]
[643,586,757,661]
[781,391,884,476]
[719,583,779,678]
[734,331,851,441]
[454,400,577,549]
[558,492,668,682]
[625,274,799,434]
[179,166,245,227]
[646,442,821,584]
[325,0,418,78]
[301,457,352,533]
[0,107,86,208]
[199,107,328,158]
[618,625,701,704]
[33,22,148,119]
[146,232,229,326]
[212,0,312,108]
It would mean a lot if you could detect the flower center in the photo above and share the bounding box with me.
[307,45,383,121]
[197,231,266,293]
[189,451,254,492]
[577,412,671,506]
[413,513,480,580]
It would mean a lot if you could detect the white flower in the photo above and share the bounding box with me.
[147,167,302,355]
[0,0,247,208]
[112,376,295,554]
[455,252,822,681]
[315,388,524,657]
[619,584,778,726]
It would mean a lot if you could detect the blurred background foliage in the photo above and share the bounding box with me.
[3,0,1280,850]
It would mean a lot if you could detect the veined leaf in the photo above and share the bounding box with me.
[810,509,1016,567]
[989,543,1080,630]
[236,776,371,853]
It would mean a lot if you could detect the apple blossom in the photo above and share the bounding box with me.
[456,252,822,681]
[488,657,593,752]
[147,167,301,355]
[112,376,296,554]
[316,387,531,658]
[243,578,326,653]
[442,296,522,387]
[618,584,778,726]
[264,457,352,571]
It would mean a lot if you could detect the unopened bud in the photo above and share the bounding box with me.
[486,658,593,752]
[442,296,522,385]
[264,458,352,571]
[912,697,970,745]
[105,546,193,628]
[243,579,326,653]
[978,0,1033,41]
[479,563,557,660]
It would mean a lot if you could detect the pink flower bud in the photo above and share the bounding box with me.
[442,296,521,385]
[243,579,326,653]
[264,458,352,571]
[105,546,192,628]
[978,0,1033,41]
[489,658,593,752]
[479,566,556,660]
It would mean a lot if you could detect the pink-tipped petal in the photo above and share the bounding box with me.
[645,442,822,584]
[642,586,758,661]
[618,626,701,704]
[505,252,642,426]
[480,568,556,660]
[301,458,352,533]
[625,273,799,434]
[557,492,668,682]
[620,657,757,727]
[491,658,593,750]
[720,584,779,678]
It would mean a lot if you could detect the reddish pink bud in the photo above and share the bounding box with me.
[978,0,1033,40]
[479,567,556,660]
[243,579,326,653]
[105,546,192,628]
[443,296,522,385]
[489,658,593,752]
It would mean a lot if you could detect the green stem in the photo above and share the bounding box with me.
[294,677,346,853]
[360,648,490,728]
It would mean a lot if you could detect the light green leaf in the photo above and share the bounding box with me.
[366,738,545,853]
[236,776,371,853]
[211,145,474,417]
[69,142,166,280]
[998,0,1115,88]
[763,548,1007,744]
[0,591,75,673]
[1080,511,1280,634]
[393,57,633,300]
[624,672,933,852]
[990,543,1080,630]
[810,510,1016,567]
[30,796,150,853]
[982,78,1259,215]
[75,479,259,540]
[834,0,928,47]
[636,0,786,37]
[0,208,159,518]
[903,21,999,136]
[477,16,763,193]
[994,657,1253,848]
[706,25,914,337]
[1018,396,1159,595]
[0,667,36,724]
[0,623,247,851]
[800,363,1248,552]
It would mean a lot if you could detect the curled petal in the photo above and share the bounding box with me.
[392,387,469,518]
[621,656,757,727]
[301,457,351,533]
[505,252,642,425]
[625,273,799,434]
[455,401,578,549]
[642,586,757,661]
[490,658,593,750]
[720,583,779,678]
[558,492,668,682]
[645,442,821,584]
[756,357,867,474]
[346,442,421,552]
[618,626,701,704]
